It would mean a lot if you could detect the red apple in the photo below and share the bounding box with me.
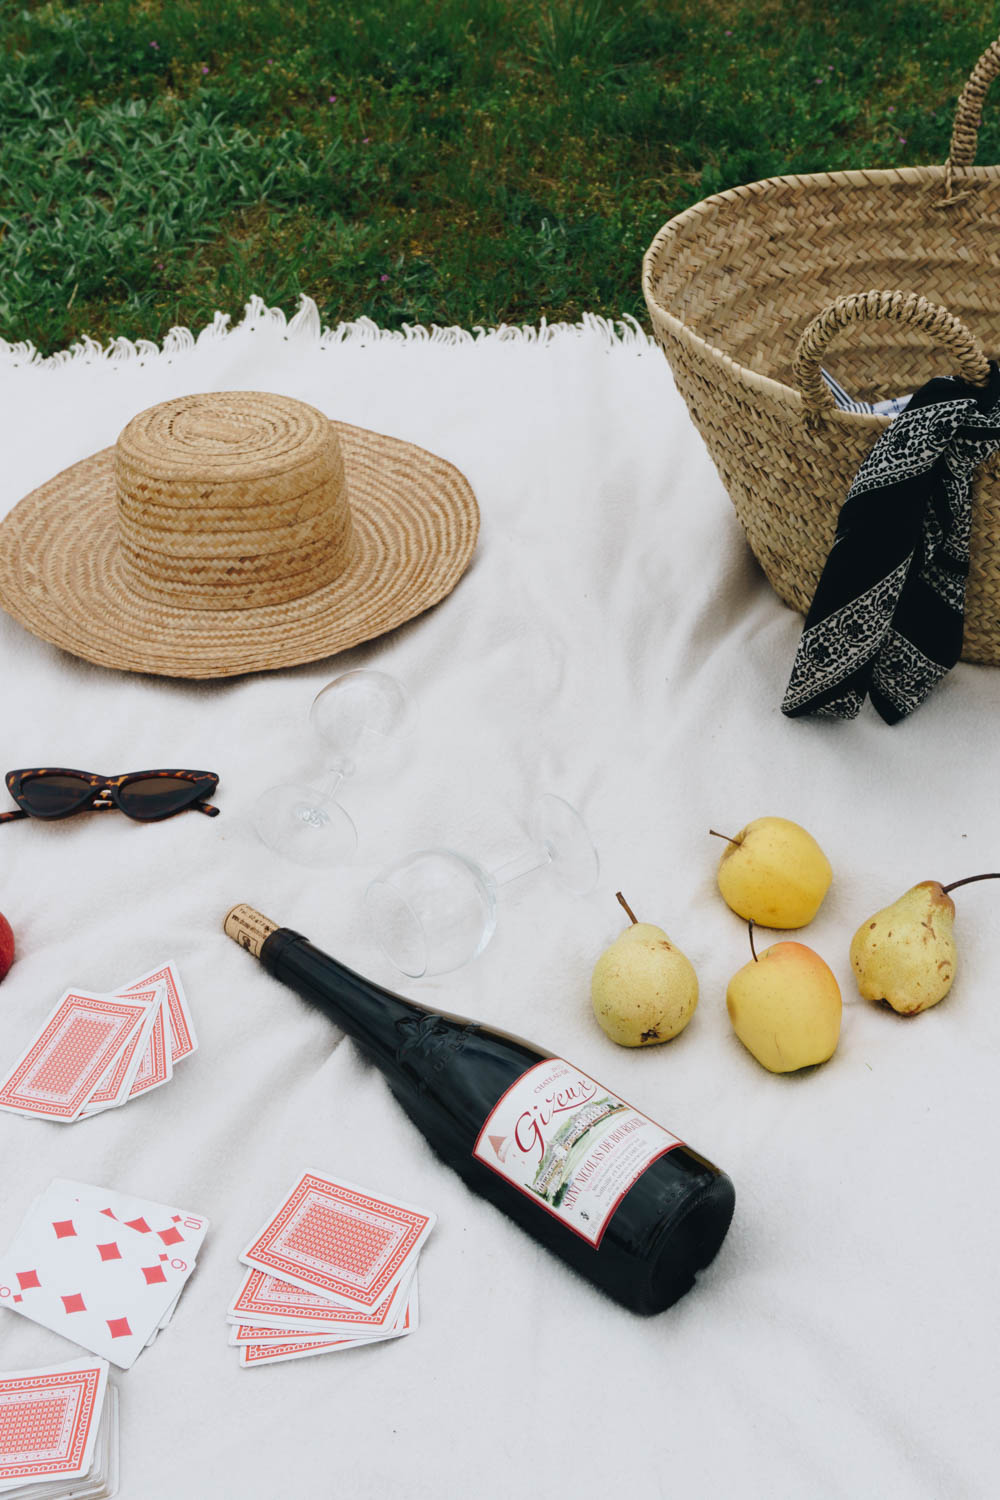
[0,912,14,981]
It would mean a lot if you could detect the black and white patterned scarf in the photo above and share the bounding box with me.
[782,364,1000,723]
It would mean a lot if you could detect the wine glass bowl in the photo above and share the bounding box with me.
[367,793,599,977]
[366,850,497,978]
[310,670,414,777]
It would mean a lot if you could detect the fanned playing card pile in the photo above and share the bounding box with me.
[228,1169,435,1368]
[0,1358,118,1500]
[0,963,196,1123]
[0,1181,209,1371]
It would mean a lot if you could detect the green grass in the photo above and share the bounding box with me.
[2,0,999,353]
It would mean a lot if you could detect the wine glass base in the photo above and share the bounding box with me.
[529,794,599,895]
[253,783,358,867]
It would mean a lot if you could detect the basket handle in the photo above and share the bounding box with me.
[941,35,1000,203]
[794,290,991,418]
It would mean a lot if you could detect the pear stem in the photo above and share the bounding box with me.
[748,919,758,962]
[942,872,1000,894]
[709,829,741,846]
[615,891,638,925]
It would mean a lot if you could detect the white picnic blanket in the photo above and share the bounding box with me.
[1,298,997,1499]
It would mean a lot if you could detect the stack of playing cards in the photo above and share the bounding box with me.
[228,1169,435,1368]
[0,1358,118,1499]
[0,1181,209,1371]
[0,963,196,1123]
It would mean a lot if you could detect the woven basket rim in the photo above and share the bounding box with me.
[641,159,1000,420]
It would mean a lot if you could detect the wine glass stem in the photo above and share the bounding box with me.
[490,846,550,888]
[312,769,346,800]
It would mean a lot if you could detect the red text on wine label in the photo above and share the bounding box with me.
[513,1074,598,1160]
[473,1058,682,1247]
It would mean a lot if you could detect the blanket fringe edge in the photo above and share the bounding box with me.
[0,295,654,370]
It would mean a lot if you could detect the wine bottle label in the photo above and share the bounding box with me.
[473,1058,682,1247]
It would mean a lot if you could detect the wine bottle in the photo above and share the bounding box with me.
[224,903,735,1315]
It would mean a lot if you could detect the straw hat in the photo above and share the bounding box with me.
[0,390,480,678]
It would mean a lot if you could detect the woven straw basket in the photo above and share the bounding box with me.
[642,35,1000,664]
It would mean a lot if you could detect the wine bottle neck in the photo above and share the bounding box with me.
[259,927,428,1061]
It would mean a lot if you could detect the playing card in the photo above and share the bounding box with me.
[228,1323,342,1346]
[0,1358,108,1493]
[155,1288,182,1332]
[227,1264,412,1334]
[119,962,196,1065]
[0,1202,195,1369]
[238,1335,371,1367]
[0,1385,119,1500]
[241,1170,436,1312]
[122,996,172,1104]
[142,1276,191,1349]
[0,993,151,1123]
[50,1181,209,1266]
[395,1279,418,1334]
[230,1280,417,1344]
[78,986,163,1116]
[0,1183,208,1371]
[85,1383,119,1500]
[236,1290,416,1366]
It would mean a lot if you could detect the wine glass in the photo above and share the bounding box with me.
[253,670,413,867]
[365,793,599,977]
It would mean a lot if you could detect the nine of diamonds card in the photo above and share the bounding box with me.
[0,1181,209,1371]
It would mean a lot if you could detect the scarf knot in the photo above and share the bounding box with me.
[783,363,1000,723]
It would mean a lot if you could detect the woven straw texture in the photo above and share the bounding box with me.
[642,35,1000,665]
[0,390,480,678]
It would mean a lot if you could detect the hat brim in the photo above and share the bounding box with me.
[0,421,480,678]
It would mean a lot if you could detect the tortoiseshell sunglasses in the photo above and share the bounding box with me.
[1,768,220,825]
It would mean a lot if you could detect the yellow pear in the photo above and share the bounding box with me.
[713,816,832,928]
[726,929,841,1073]
[850,881,957,1015]
[591,893,698,1047]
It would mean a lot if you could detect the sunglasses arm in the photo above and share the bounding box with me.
[194,799,220,817]
[0,809,29,825]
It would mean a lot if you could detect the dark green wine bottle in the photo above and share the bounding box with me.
[225,903,735,1315]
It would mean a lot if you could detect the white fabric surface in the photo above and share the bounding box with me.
[1,299,998,1499]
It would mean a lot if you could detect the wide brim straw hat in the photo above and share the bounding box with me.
[0,390,480,678]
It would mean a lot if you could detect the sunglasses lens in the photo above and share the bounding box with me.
[20,773,95,816]
[117,776,202,819]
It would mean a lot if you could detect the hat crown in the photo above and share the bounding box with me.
[115,391,352,611]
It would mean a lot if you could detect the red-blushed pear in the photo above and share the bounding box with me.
[711,816,832,929]
[726,923,841,1073]
[850,872,1000,1015]
[591,892,698,1047]
[0,912,13,982]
